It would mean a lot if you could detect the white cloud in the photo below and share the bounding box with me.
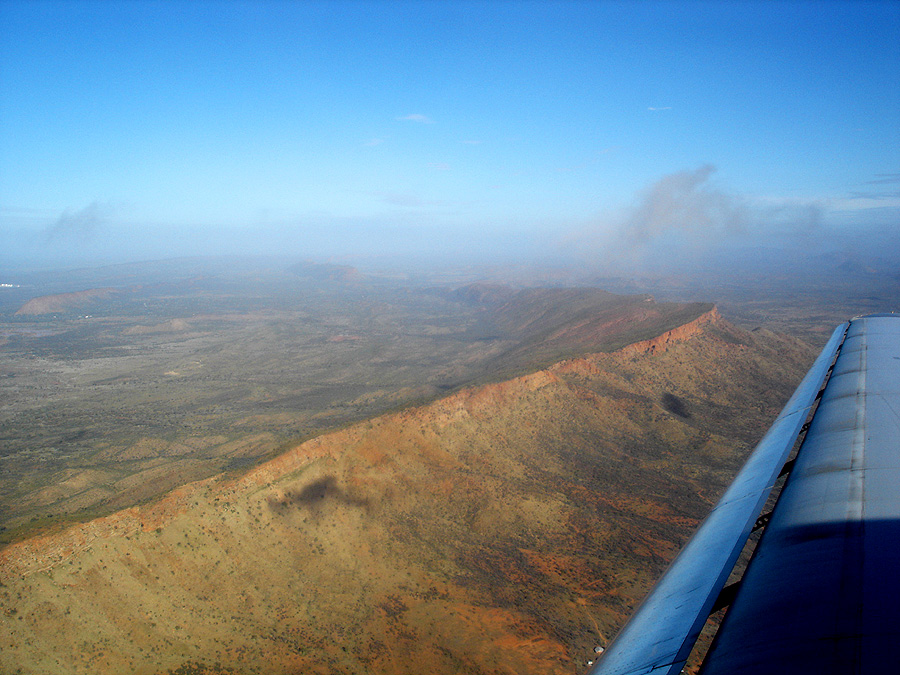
[834,195,900,211]
[647,106,672,111]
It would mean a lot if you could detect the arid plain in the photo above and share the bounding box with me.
[0,257,890,674]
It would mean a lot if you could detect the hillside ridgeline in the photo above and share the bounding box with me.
[0,309,815,675]
[14,288,119,315]
[0,280,711,542]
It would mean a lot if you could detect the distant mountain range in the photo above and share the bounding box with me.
[14,287,119,315]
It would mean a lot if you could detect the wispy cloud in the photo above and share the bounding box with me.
[864,173,900,186]
[647,106,672,111]
[848,172,900,201]
[427,162,451,171]
[848,190,900,201]
[397,114,434,123]
[363,137,385,147]
[45,202,107,243]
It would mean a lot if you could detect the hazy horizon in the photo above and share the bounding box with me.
[1,1,898,278]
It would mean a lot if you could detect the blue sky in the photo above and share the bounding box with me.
[0,0,898,270]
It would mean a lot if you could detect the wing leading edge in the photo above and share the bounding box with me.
[588,320,850,675]
[700,314,900,673]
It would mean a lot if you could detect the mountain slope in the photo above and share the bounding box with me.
[1,279,711,545]
[14,288,119,315]
[0,309,815,675]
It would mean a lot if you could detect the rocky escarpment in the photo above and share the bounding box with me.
[554,305,723,366]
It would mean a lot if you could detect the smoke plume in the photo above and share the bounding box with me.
[622,164,749,245]
[568,165,829,276]
[45,202,106,243]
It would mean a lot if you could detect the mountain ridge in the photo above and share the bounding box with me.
[0,306,720,579]
[14,288,119,315]
[0,307,815,675]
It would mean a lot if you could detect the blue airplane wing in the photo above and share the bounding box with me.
[589,319,855,675]
[700,314,900,673]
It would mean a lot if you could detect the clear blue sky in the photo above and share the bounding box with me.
[0,0,898,270]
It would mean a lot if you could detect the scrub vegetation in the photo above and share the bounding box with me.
[0,259,707,545]
[0,259,820,674]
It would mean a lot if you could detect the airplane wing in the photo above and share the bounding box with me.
[589,314,900,675]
